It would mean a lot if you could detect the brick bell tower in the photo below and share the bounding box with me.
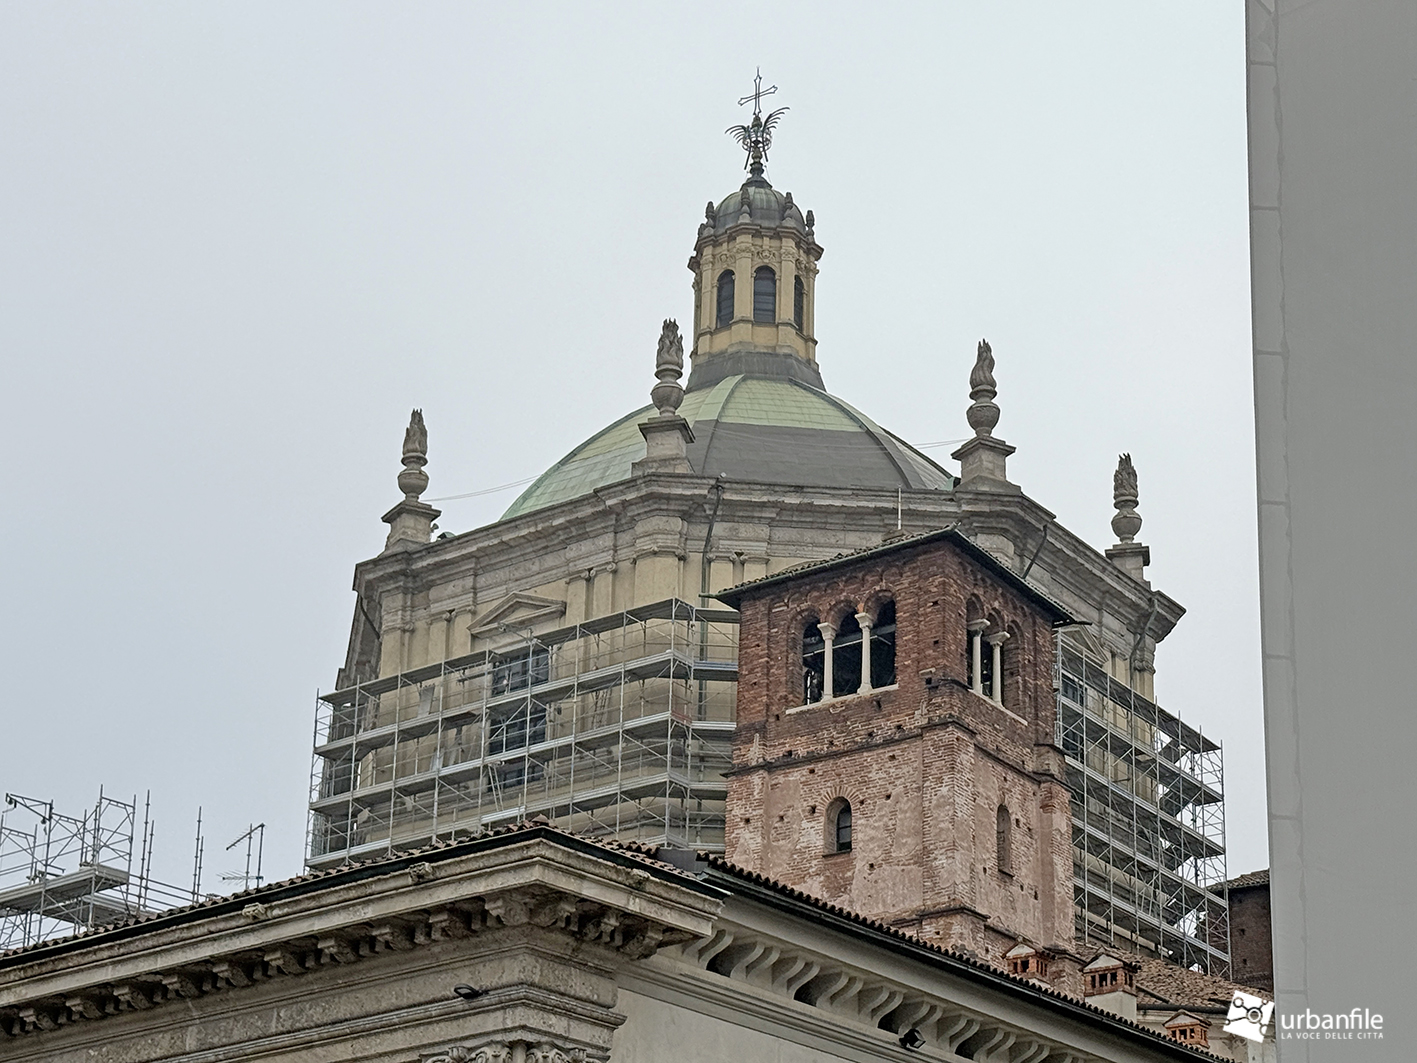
[715,528,1079,973]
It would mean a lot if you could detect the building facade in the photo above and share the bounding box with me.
[306,101,1230,976]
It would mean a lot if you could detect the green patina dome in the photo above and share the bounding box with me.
[502,374,954,520]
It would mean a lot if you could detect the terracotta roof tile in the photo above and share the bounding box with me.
[1225,868,1269,890]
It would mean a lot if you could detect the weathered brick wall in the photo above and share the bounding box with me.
[726,536,1075,963]
[1229,883,1273,991]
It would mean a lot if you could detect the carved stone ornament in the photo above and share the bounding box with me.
[965,339,1000,438]
[651,319,685,417]
[1111,453,1143,543]
[403,408,428,459]
[398,408,430,501]
[423,1043,589,1063]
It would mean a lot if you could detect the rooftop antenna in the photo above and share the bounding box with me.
[190,808,205,903]
[726,68,788,177]
[897,487,903,531]
[222,823,265,891]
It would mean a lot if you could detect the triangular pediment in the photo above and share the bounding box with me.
[1082,952,1126,972]
[1164,1011,1207,1029]
[470,593,566,639]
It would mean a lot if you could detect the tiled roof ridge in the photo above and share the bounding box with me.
[717,526,961,597]
[1225,868,1269,889]
[1121,949,1271,1007]
[712,525,1079,626]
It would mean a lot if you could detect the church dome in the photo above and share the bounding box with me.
[701,178,809,238]
[502,374,954,520]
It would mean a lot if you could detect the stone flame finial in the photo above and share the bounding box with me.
[633,319,695,476]
[1111,453,1142,543]
[398,409,429,501]
[966,339,1000,438]
[950,338,1016,490]
[382,408,440,551]
[651,320,685,416]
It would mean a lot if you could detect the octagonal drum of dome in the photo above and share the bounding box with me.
[503,375,954,520]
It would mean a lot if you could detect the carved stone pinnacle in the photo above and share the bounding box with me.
[965,339,1000,438]
[651,320,685,417]
[398,409,429,501]
[1111,453,1143,542]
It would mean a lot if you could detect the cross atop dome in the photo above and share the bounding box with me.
[726,68,789,180]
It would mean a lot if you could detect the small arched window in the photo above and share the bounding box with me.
[830,800,852,853]
[753,266,776,323]
[870,599,897,688]
[996,804,1012,874]
[716,270,735,327]
[793,276,806,330]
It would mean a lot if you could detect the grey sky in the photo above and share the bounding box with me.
[0,3,1259,891]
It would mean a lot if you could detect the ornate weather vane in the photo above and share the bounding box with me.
[726,68,788,177]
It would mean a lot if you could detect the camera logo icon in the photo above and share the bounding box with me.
[1223,990,1275,1042]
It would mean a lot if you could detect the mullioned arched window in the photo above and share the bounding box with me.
[801,618,825,705]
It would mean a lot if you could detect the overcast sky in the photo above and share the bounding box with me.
[0,3,1261,894]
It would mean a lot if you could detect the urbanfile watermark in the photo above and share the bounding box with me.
[1225,991,1386,1044]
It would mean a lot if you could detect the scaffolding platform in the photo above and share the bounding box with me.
[0,792,193,951]
[307,598,739,868]
[1056,634,1231,975]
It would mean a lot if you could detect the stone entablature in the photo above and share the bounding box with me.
[0,832,719,1060]
[0,827,1216,1063]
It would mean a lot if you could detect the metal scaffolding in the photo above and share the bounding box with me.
[0,791,191,951]
[307,598,739,868]
[306,597,1232,979]
[1055,631,1230,975]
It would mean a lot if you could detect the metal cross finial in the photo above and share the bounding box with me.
[727,69,788,176]
[737,67,778,118]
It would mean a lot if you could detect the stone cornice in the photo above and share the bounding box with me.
[0,835,724,1040]
[672,881,1218,1063]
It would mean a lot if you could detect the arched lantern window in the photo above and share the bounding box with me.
[793,275,806,330]
[716,270,735,327]
[753,266,777,323]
